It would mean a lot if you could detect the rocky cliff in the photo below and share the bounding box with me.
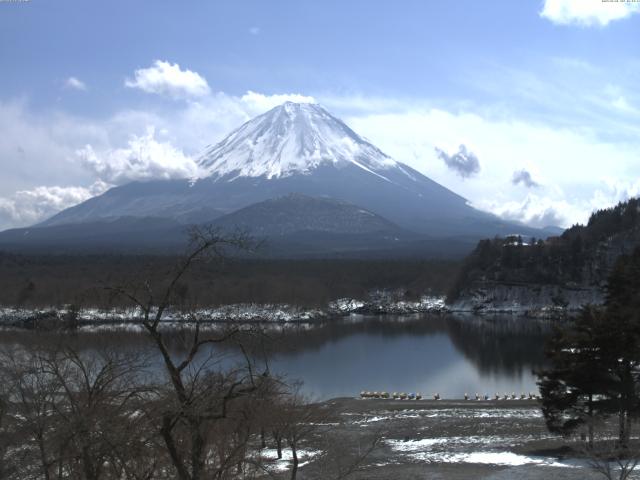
[449,198,640,316]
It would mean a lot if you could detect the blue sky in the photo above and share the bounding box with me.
[0,0,639,229]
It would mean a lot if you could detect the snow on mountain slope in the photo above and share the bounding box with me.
[29,101,557,245]
[198,102,413,182]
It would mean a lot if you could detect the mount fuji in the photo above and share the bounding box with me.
[0,102,555,256]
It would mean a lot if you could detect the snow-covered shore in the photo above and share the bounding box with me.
[0,292,449,330]
[0,282,600,331]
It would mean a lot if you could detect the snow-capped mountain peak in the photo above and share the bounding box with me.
[198,102,401,181]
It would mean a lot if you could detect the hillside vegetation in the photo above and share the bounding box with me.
[448,198,640,304]
[0,255,459,310]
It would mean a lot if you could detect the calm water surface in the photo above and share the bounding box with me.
[1,314,550,400]
[267,314,549,399]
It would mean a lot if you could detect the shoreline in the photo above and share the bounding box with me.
[0,297,578,331]
[321,396,543,410]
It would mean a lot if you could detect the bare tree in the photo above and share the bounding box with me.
[312,431,383,480]
[583,438,640,480]
[258,385,383,480]
[44,347,147,479]
[0,375,11,479]
[109,226,271,480]
[280,391,324,480]
[0,346,65,480]
[0,343,155,480]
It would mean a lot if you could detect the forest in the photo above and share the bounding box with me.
[537,245,640,475]
[447,198,640,302]
[0,253,459,310]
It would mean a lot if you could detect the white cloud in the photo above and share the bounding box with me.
[77,127,200,184]
[240,91,316,114]
[477,193,578,229]
[249,27,260,35]
[125,60,211,99]
[65,76,87,91]
[591,178,640,209]
[0,181,108,230]
[604,85,638,114]
[540,0,640,27]
[0,99,104,195]
[612,96,633,112]
[478,177,640,229]
[345,106,640,228]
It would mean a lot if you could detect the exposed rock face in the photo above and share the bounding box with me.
[450,283,604,317]
[449,199,640,316]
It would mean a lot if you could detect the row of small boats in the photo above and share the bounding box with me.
[360,391,424,400]
[359,391,541,400]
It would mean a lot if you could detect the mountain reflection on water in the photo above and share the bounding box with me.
[264,314,550,399]
[0,314,551,400]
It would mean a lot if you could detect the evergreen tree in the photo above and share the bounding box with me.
[537,306,610,447]
[538,247,640,448]
[601,248,640,447]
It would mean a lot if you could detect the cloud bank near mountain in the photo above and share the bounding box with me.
[1,58,639,231]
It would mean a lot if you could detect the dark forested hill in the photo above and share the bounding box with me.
[0,253,460,309]
[448,198,640,313]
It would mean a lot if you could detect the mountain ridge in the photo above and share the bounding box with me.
[39,102,477,233]
[4,102,559,256]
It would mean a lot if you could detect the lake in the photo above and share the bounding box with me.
[0,313,550,400]
[267,314,549,399]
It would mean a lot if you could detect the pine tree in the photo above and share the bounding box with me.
[538,247,640,448]
[537,306,610,447]
[600,248,640,447]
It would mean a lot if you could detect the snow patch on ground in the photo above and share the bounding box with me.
[258,448,321,472]
[417,451,573,467]
[387,438,574,468]
[387,434,551,450]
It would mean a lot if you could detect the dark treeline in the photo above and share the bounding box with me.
[0,253,459,309]
[448,198,640,301]
[537,246,640,457]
